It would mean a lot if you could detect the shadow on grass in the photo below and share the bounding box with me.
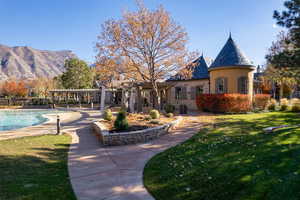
[0,141,76,200]
[144,112,300,200]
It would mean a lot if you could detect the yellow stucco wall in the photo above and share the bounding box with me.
[209,67,254,97]
[167,79,209,111]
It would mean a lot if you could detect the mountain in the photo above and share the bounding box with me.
[0,44,77,80]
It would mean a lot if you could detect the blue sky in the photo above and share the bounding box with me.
[0,0,285,65]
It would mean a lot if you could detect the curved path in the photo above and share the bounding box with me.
[67,112,202,200]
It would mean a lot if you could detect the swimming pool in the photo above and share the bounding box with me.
[0,110,62,132]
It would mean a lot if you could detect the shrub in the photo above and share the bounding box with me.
[149,120,160,124]
[164,104,175,113]
[149,109,160,119]
[291,98,300,112]
[166,113,174,118]
[144,116,151,121]
[253,94,271,110]
[280,104,288,111]
[268,99,277,111]
[103,109,113,121]
[291,98,300,105]
[114,110,129,131]
[280,98,289,106]
[196,94,251,113]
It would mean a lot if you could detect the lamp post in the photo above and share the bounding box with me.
[56,115,61,135]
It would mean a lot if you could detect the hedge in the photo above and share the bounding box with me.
[196,94,252,113]
[253,94,271,110]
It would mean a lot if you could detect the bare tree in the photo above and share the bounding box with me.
[96,2,190,109]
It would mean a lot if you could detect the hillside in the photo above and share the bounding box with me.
[0,44,76,80]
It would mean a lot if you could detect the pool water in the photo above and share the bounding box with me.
[0,110,61,131]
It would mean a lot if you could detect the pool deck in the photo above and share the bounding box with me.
[0,109,88,141]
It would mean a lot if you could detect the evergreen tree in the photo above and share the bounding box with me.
[61,58,94,89]
[266,1,300,83]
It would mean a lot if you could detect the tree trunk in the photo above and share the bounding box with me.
[151,80,160,110]
[279,84,284,102]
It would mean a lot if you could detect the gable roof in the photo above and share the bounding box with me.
[210,35,254,69]
[168,55,211,81]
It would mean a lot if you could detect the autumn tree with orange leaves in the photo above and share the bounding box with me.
[1,80,28,98]
[96,2,192,109]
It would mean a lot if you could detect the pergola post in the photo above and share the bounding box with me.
[100,86,106,111]
[129,87,136,113]
[136,86,142,113]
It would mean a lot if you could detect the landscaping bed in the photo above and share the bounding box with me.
[0,135,76,200]
[144,112,300,200]
[100,113,176,133]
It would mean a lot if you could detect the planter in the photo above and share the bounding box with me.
[92,117,182,146]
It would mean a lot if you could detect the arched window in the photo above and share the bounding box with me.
[238,76,248,94]
[215,77,227,94]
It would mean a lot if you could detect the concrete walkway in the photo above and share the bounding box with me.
[67,113,202,200]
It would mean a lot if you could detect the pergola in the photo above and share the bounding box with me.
[49,88,105,109]
[49,81,175,112]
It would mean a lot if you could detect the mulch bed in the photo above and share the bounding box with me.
[100,113,176,133]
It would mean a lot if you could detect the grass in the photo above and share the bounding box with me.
[0,135,76,200]
[144,112,300,200]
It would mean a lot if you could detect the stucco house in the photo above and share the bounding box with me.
[166,35,256,111]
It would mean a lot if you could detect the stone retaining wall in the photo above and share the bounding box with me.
[92,117,182,146]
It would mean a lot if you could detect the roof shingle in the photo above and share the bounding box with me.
[210,35,254,69]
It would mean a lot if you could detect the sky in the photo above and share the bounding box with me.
[0,0,286,66]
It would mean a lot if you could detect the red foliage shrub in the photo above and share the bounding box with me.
[253,94,271,110]
[196,94,252,113]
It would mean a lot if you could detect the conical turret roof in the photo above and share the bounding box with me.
[210,35,254,70]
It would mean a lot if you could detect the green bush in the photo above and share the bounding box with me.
[103,109,113,121]
[166,113,174,118]
[114,110,129,131]
[280,104,288,111]
[144,116,152,121]
[267,99,277,111]
[149,109,160,119]
[291,98,300,112]
[164,104,175,113]
[149,120,160,124]
[291,105,300,112]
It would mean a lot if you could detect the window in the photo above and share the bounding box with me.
[175,87,182,100]
[238,76,248,94]
[175,87,187,100]
[191,85,204,100]
[215,77,227,94]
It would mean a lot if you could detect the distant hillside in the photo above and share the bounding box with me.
[0,44,76,80]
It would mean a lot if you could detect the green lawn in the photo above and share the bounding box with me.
[0,135,76,200]
[144,112,300,200]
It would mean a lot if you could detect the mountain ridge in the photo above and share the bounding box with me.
[0,44,76,80]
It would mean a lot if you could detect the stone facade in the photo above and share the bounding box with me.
[92,117,182,146]
[167,79,209,111]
